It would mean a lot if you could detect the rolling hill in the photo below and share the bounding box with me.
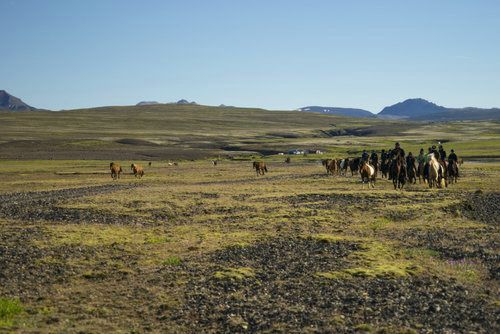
[298,106,375,118]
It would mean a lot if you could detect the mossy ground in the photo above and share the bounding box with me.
[0,156,498,332]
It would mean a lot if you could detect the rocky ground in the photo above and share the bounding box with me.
[0,161,498,333]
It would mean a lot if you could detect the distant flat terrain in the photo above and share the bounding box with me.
[0,104,499,160]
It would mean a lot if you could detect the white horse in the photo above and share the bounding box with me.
[360,161,376,188]
[339,159,347,176]
[428,153,445,188]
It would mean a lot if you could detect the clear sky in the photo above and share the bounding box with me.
[1,0,499,112]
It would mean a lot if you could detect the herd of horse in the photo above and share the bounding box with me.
[110,152,460,190]
[321,153,459,190]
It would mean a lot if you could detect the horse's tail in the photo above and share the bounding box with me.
[264,165,268,172]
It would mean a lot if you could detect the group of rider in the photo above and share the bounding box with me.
[360,142,459,179]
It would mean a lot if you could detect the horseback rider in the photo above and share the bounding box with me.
[448,149,458,163]
[390,142,405,159]
[370,150,378,166]
[423,147,433,180]
[389,142,405,180]
[361,150,369,162]
[417,148,426,165]
[406,152,415,167]
[431,145,440,161]
[439,145,447,161]
[380,149,387,162]
[448,149,459,177]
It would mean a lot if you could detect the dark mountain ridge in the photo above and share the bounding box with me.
[0,90,37,111]
[378,98,499,120]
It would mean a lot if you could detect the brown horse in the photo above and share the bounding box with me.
[326,159,337,175]
[322,159,332,174]
[390,156,406,190]
[285,157,291,164]
[110,162,122,180]
[131,163,144,178]
[380,159,390,179]
[349,158,360,176]
[253,161,267,176]
[406,156,417,184]
[359,161,376,188]
[448,160,459,183]
[417,161,426,184]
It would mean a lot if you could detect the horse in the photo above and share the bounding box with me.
[428,154,446,188]
[390,156,406,190]
[380,159,390,179]
[339,158,349,176]
[148,162,152,167]
[322,159,332,174]
[359,161,376,188]
[417,161,425,184]
[448,160,459,184]
[110,162,122,180]
[327,159,337,175]
[285,157,291,164]
[253,161,267,176]
[131,163,144,178]
[212,160,218,166]
[349,158,360,176]
[406,156,417,184]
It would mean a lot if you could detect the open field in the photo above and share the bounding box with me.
[0,157,499,333]
[0,106,499,332]
[1,105,499,160]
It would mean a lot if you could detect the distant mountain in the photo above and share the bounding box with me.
[0,90,37,111]
[176,99,197,105]
[136,101,160,106]
[137,99,198,106]
[298,106,374,118]
[378,98,447,119]
[378,98,500,121]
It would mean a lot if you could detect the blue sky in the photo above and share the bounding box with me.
[1,0,499,112]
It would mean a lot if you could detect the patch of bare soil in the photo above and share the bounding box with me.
[398,227,499,280]
[173,237,499,333]
[278,192,450,211]
[455,191,500,225]
[0,184,144,225]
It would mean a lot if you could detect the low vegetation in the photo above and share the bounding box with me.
[0,108,498,332]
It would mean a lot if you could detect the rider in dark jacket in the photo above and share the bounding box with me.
[448,149,458,163]
[370,150,378,165]
[439,145,447,161]
[389,142,405,180]
[448,149,459,177]
[361,150,369,162]
[390,142,405,159]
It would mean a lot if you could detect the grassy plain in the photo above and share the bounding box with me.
[0,105,498,332]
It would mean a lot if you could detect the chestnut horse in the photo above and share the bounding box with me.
[253,161,267,176]
[390,156,406,190]
[360,161,376,188]
[110,162,122,180]
[349,158,360,176]
[131,163,145,178]
[406,156,417,184]
[448,160,459,184]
